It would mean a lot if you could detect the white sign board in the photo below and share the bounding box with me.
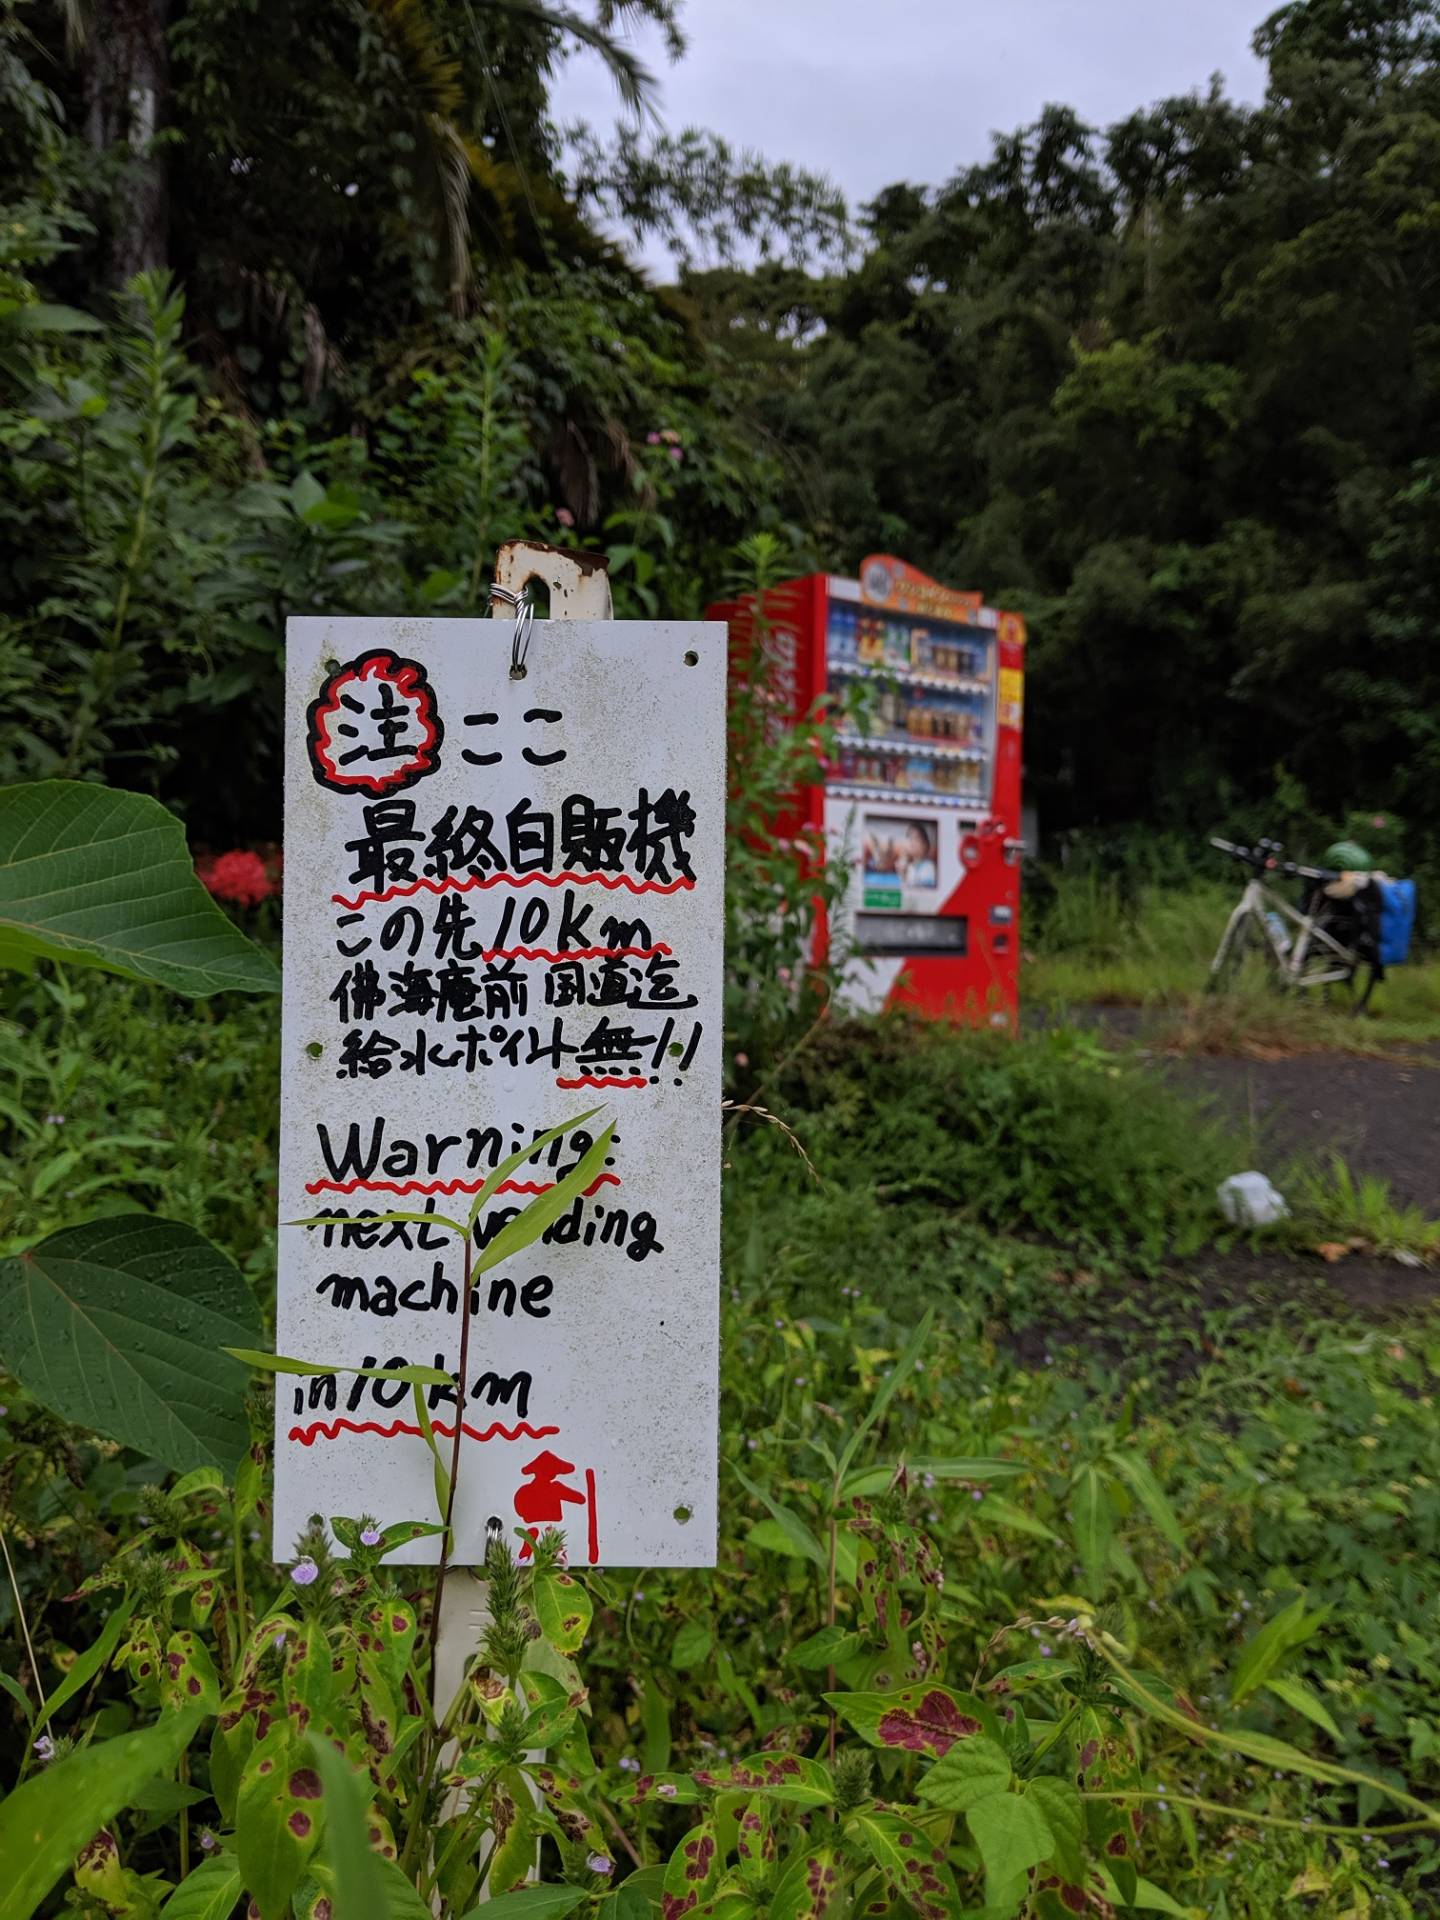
[275,617,725,1566]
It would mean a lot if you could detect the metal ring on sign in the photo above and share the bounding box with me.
[487,580,535,679]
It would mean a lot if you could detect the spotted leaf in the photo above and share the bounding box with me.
[236,1728,325,1920]
[825,1686,998,1758]
[533,1570,593,1655]
[160,1629,221,1713]
[690,1753,834,1807]
[768,1845,842,1920]
[850,1812,959,1920]
[661,1817,720,1920]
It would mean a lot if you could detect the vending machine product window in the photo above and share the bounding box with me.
[707,555,1025,1027]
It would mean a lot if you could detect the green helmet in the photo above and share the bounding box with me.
[1324,840,1373,872]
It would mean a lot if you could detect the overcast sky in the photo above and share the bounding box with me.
[551,0,1273,262]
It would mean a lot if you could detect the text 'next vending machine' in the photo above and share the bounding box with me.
[708,556,1026,1026]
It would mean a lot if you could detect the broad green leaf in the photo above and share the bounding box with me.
[465,1107,602,1231]
[731,1462,828,1568]
[32,1595,135,1734]
[918,1732,1011,1810]
[473,1126,617,1277]
[1071,1466,1114,1598]
[843,1455,1020,1497]
[0,1704,204,1920]
[836,1307,935,1482]
[0,1217,261,1474]
[788,1624,863,1671]
[159,1854,245,1920]
[640,1674,671,1773]
[1231,1597,1325,1705]
[673,1619,713,1668]
[464,1891,588,1920]
[0,1669,31,1713]
[976,1496,1061,1542]
[1105,1449,1185,1551]
[224,1352,452,1387]
[1025,1778,1085,1887]
[0,781,279,995]
[1131,1876,1203,1915]
[967,1790,1055,1902]
[309,1735,389,1920]
[8,302,103,333]
[1264,1673,1343,1744]
[597,1866,666,1920]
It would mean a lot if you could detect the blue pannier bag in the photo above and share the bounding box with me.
[1377,877,1417,967]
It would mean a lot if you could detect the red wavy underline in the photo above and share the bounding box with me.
[332,873,695,910]
[479,943,671,962]
[304,1172,621,1198]
[288,1417,559,1447]
[556,1075,648,1089]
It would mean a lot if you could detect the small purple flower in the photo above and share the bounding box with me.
[971,1488,984,1502]
[1040,1644,1053,1658]
[199,1830,217,1854]
[359,1526,382,1547]
[587,1854,614,1876]
[291,1557,319,1587]
[33,1734,55,1764]
[669,447,683,464]
[657,1782,677,1799]
[274,1632,287,1652]
[619,1756,640,1773]
[646,431,661,446]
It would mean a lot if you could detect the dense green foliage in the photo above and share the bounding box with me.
[5,0,1440,868]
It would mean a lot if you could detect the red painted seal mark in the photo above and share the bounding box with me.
[305,1172,622,1199]
[330,872,694,911]
[586,1467,599,1564]
[556,1075,648,1090]
[307,652,443,797]
[288,1417,559,1447]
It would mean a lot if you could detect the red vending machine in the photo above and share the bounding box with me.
[709,555,1026,1026]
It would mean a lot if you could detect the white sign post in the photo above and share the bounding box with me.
[274,565,726,1579]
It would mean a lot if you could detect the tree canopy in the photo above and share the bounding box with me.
[3,0,1437,863]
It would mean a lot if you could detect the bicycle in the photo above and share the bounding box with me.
[1206,837,1381,1009]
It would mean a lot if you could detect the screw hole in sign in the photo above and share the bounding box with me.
[683,649,699,666]
[673,1504,693,1524]
[304,1041,324,1059]
[324,658,340,673]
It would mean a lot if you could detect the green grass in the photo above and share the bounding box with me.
[1027,871,1440,1054]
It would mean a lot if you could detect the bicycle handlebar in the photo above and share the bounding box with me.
[1209,837,1338,884]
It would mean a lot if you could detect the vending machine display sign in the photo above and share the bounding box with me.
[275,617,726,1567]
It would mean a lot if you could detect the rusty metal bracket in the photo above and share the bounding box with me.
[486,539,614,621]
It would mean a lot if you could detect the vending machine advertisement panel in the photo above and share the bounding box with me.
[709,556,1025,1026]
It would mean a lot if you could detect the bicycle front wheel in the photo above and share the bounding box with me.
[1208,910,1282,996]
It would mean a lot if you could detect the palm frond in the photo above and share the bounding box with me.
[483,0,659,120]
